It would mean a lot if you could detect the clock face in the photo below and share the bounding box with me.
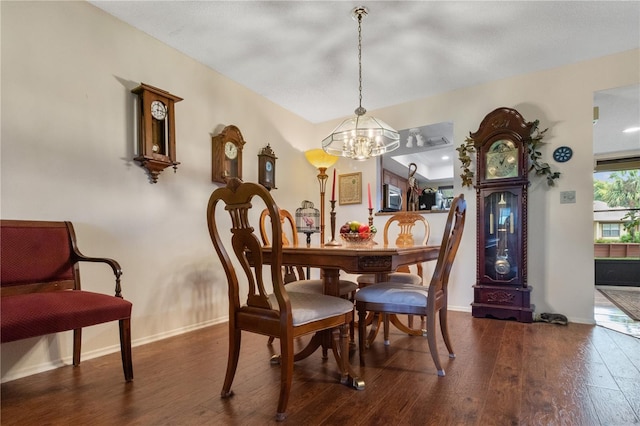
[486,139,518,179]
[266,160,273,172]
[224,141,238,160]
[150,100,167,120]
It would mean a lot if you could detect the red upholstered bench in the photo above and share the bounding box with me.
[1,220,133,381]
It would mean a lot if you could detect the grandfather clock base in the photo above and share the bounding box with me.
[472,284,534,323]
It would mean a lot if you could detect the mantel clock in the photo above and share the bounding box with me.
[132,83,183,183]
[212,125,246,184]
[470,107,534,323]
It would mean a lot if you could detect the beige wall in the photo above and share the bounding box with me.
[2,1,638,381]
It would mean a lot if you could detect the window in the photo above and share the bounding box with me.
[602,223,620,238]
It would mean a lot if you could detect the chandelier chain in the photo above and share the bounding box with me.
[357,12,363,113]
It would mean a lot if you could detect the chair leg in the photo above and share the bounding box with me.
[439,309,455,358]
[73,328,82,366]
[358,308,367,366]
[383,314,390,346]
[425,314,444,376]
[349,292,355,345]
[331,325,349,384]
[119,318,134,381]
[276,333,294,422]
[221,328,241,399]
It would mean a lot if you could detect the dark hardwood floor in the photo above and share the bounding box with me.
[2,310,639,425]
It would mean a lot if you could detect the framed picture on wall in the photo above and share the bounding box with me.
[339,172,362,205]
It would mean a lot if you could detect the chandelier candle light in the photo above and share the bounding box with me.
[321,6,400,160]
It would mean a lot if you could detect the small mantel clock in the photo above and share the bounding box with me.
[258,144,277,190]
[471,107,534,323]
[131,83,183,183]
[212,125,246,184]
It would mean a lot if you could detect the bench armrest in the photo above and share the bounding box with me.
[75,254,124,297]
[64,222,125,297]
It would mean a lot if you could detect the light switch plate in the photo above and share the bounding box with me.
[560,191,576,204]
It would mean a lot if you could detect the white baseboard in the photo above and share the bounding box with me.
[1,316,229,383]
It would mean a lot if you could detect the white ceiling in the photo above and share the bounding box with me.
[90,1,640,124]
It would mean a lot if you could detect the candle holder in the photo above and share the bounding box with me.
[368,207,374,227]
[325,200,342,246]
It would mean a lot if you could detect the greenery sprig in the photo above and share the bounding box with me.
[457,119,561,188]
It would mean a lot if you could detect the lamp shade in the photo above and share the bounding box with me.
[304,149,338,169]
[322,114,400,161]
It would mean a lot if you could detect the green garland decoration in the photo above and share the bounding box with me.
[457,120,561,188]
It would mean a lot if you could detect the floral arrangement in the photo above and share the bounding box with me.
[456,120,561,188]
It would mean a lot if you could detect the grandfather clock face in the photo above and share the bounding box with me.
[485,139,519,180]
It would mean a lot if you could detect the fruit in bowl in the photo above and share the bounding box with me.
[340,221,377,245]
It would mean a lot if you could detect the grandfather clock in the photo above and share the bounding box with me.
[471,107,534,323]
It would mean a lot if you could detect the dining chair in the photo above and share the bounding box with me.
[356,212,430,337]
[259,208,358,346]
[207,178,355,421]
[355,194,466,377]
[259,208,358,297]
[357,212,430,287]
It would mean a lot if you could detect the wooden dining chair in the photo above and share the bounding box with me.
[357,212,430,287]
[355,194,466,377]
[259,208,358,347]
[259,208,358,297]
[207,178,355,421]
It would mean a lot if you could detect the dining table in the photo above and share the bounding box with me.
[261,242,441,390]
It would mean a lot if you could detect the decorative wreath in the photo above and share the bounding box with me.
[456,120,561,188]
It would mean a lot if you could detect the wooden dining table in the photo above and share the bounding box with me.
[261,242,441,390]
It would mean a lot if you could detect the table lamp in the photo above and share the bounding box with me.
[304,149,338,245]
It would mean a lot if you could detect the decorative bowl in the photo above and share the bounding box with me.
[340,232,376,247]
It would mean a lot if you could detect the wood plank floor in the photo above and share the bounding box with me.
[2,311,639,425]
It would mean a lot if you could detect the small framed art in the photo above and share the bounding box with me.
[339,172,362,205]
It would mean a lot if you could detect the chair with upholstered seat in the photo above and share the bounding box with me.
[357,212,430,287]
[207,178,355,421]
[259,208,358,297]
[355,194,466,377]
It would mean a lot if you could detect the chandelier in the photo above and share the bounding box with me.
[322,6,400,161]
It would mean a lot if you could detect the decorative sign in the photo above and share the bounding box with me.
[339,172,362,205]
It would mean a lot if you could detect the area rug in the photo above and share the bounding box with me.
[598,289,640,321]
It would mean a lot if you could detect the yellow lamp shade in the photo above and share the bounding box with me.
[304,149,338,169]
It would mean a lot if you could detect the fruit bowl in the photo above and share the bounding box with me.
[340,232,376,247]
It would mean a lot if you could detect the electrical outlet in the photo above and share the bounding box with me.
[560,191,576,204]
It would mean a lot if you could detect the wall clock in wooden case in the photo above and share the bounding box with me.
[131,83,183,183]
[258,144,277,190]
[212,125,245,184]
[470,107,534,323]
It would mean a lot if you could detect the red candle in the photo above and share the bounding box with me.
[331,169,336,201]
[367,183,372,209]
